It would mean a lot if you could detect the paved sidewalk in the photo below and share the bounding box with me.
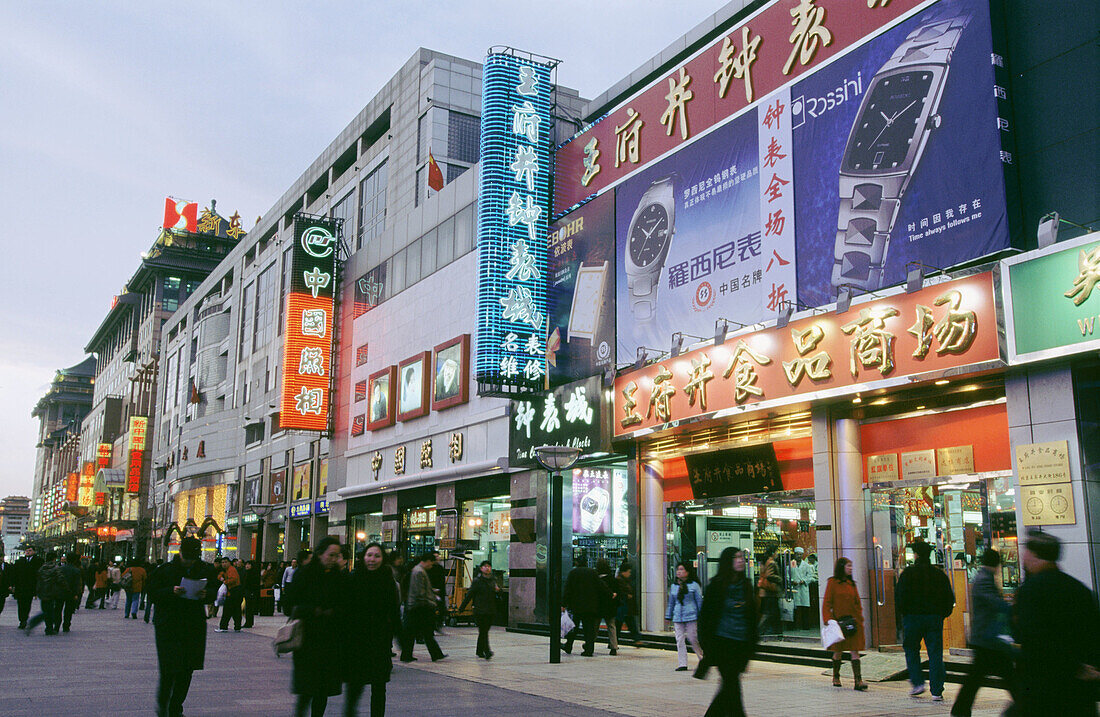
[1,599,1013,715]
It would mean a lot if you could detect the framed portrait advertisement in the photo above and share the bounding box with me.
[367,365,396,430]
[397,351,431,421]
[244,477,262,510]
[292,463,312,502]
[269,468,287,505]
[431,334,470,411]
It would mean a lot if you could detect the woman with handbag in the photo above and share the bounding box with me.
[698,548,758,717]
[291,536,350,717]
[344,543,399,716]
[822,557,868,691]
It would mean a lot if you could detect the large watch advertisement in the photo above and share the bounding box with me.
[596,0,1011,364]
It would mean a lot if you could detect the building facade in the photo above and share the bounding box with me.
[0,496,32,560]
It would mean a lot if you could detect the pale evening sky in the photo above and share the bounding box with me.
[0,1,731,499]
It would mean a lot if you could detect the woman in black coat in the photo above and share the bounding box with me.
[459,559,501,659]
[292,536,349,717]
[698,547,759,717]
[344,543,400,716]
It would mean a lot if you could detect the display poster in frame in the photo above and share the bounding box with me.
[431,334,470,411]
[367,365,396,430]
[901,450,937,480]
[397,351,431,421]
[269,469,287,505]
[292,463,312,502]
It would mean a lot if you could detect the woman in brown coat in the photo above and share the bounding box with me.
[822,557,868,691]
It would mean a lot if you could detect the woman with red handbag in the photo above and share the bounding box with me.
[822,557,868,691]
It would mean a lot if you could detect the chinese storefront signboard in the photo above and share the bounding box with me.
[1003,231,1100,364]
[280,215,339,431]
[407,508,437,532]
[684,444,782,500]
[78,461,95,507]
[901,450,937,480]
[614,272,999,437]
[476,51,553,394]
[488,510,511,541]
[1015,440,1071,486]
[936,445,974,475]
[127,416,148,493]
[867,453,899,482]
[509,376,610,467]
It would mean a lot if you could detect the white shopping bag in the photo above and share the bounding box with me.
[215,582,228,607]
[821,619,845,650]
[560,610,576,638]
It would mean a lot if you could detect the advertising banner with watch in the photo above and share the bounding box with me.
[547,192,616,385]
[616,108,792,361]
[792,0,1010,308]
[571,466,629,537]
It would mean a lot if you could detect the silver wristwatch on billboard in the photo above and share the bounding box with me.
[625,176,677,321]
[831,10,971,295]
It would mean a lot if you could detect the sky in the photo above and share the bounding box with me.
[0,0,732,499]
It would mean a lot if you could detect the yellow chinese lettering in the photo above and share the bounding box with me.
[581,137,601,187]
[783,325,833,386]
[714,26,762,103]
[646,366,676,422]
[841,307,899,377]
[683,354,715,410]
[620,381,643,428]
[908,290,978,358]
[1065,245,1100,306]
[723,340,772,404]
[660,67,694,141]
[784,0,833,76]
[614,108,644,168]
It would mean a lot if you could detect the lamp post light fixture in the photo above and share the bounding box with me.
[249,503,278,560]
[532,444,582,665]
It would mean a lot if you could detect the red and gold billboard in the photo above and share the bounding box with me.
[97,442,112,468]
[554,0,926,214]
[78,461,96,507]
[280,216,338,431]
[65,472,79,502]
[614,272,999,437]
[127,416,148,493]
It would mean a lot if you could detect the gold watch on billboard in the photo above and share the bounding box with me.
[831,10,971,295]
[625,176,677,322]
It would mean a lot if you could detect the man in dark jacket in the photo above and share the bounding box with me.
[1012,530,1100,716]
[9,546,43,629]
[0,558,9,615]
[895,539,955,701]
[399,553,446,662]
[951,548,1014,716]
[459,560,500,659]
[241,559,261,628]
[562,556,610,656]
[60,552,84,633]
[148,536,218,717]
[24,551,68,635]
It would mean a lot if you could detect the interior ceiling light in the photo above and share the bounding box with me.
[935,379,949,385]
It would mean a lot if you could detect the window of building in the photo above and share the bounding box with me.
[162,276,181,312]
[253,263,277,351]
[239,280,255,363]
[331,188,355,238]
[446,163,468,183]
[448,111,480,164]
[245,421,264,446]
[357,161,387,251]
[279,246,292,335]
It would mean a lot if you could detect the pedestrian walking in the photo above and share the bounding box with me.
[291,536,349,717]
[122,560,147,619]
[666,562,704,671]
[344,543,399,716]
[562,555,610,656]
[107,561,123,609]
[24,551,68,635]
[147,536,218,717]
[1011,530,1100,716]
[94,562,109,609]
[822,557,869,691]
[756,547,782,637]
[216,556,243,632]
[896,539,955,701]
[459,559,500,659]
[0,558,10,616]
[144,559,162,623]
[427,551,447,631]
[950,548,1014,716]
[283,551,311,617]
[698,547,758,717]
[60,552,83,632]
[242,559,261,627]
[10,546,43,628]
[615,562,642,646]
[594,558,619,655]
[399,552,446,662]
[83,560,97,608]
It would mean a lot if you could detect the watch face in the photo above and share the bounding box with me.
[628,202,671,267]
[843,70,935,172]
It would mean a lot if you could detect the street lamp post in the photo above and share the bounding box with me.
[533,445,582,665]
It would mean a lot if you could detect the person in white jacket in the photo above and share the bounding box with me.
[790,547,812,629]
[107,562,123,609]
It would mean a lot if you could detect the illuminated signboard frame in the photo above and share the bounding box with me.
[280,214,341,432]
[476,50,555,396]
[127,416,148,493]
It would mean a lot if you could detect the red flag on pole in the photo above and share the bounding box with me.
[427,152,445,192]
[163,197,198,232]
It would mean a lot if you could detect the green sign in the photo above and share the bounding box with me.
[1003,232,1100,363]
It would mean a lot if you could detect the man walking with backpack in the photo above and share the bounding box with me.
[895,539,955,701]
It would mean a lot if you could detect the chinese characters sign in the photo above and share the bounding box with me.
[613,272,998,437]
[1002,231,1100,364]
[476,52,553,393]
[127,416,148,493]
[555,0,927,214]
[280,215,339,431]
[685,444,782,499]
[508,376,610,467]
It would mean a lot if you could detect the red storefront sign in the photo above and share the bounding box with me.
[127,449,144,493]
[97,442,112,468]
[554,0,926,215]
[613,271,999,437]
[65,472,79,502]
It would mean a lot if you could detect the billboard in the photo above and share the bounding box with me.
[127,415,148,493]
[609,0,1010,361]
[508,375,610,467]
[614,272,1000,437]
[1002,232,1100,364]
[571,467,628,536]
[476,51,554,394]
[280,215,339,431]
[547,191,617,385]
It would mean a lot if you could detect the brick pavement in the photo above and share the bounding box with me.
[0,596,1014,716]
